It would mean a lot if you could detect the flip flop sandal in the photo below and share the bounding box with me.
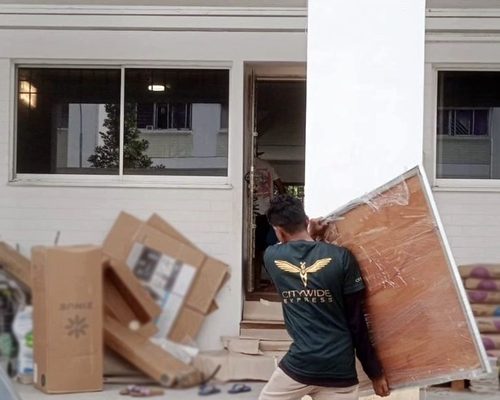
[120,386,164,397]
[198,383,221,396]
[228,383,252,394]
[130,388,165,397]
[120,385,139,395]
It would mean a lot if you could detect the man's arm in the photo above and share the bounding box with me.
[344,290,390,397]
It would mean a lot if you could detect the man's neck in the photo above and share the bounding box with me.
[282,230,314,243]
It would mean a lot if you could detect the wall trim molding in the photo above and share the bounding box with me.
[0,4,307,31]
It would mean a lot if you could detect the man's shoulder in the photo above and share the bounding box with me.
[263,243,281,261]
[315,241,349,255]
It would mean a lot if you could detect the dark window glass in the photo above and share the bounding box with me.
[16,68,121,174]
[436,71,500,179]
[124,68,229,176]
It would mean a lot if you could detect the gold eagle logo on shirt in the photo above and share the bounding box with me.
[274,258,332,287]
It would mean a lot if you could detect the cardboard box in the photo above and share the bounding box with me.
[103,212,229,343]
[32,245,103,394]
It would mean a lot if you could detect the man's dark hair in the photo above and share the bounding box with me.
[266,195,307,234]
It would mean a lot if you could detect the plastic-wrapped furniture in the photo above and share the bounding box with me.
[319,167,490,391]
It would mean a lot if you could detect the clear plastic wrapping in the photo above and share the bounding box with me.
[319,167,489,391]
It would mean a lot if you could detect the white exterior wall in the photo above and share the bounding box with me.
[0,8,307,350]
[432,191,500,264]
[305,0,426,215]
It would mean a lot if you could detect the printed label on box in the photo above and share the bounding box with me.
[126,243,197,336]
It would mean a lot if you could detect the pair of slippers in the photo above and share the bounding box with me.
[198,383,252,396]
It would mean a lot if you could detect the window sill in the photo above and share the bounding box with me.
[139,129,192,135]
[432,179,500,192]
[9,174,233,190]
[437,135,490,141]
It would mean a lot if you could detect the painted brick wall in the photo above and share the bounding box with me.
[434,191,500,265]
[0,52,241,347]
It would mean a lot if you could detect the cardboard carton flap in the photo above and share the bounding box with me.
[0,241,32,289]
[103,212,143,262]
[104,315,202,388]
[105,260,161,322]
[135,225,206,268]
[186,257,228,315]
[168,307,205,344]
[147,214,193,246]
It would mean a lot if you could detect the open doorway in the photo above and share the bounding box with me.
[243,63,306,300]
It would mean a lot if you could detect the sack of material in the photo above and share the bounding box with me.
[460,264,500,280]
[471,304,500,317]
[465,278,500,292]
[468,290,500,304]
[476,318,500,333]
[482,334,500,351]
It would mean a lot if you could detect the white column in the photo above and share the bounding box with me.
[305,0,426,216]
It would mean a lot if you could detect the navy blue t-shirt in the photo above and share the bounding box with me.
[264,240,365,383]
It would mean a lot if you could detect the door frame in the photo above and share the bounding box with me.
[242,62,306,296]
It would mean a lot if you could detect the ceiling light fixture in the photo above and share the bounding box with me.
[148,84,166,92]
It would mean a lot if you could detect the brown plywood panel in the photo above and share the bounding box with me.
[320,167,488,390]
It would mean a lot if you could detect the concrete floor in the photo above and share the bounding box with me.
[422,387,500,400]
[14,382,262,400]
[12,382,500,400]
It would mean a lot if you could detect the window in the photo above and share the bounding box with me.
[15,67,229,178]
[16,68,121,174]
[137,103,192,131]
[124,68,229,176]
[436,71,500,180]
[437,109,489,136]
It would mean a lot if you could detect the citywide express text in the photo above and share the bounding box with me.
[281,289,334,304]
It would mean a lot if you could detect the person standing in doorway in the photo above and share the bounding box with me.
[253,153,285,290]
[259,195,390,400]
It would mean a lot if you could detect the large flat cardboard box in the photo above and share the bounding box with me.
[103,212,229,343]
[32,245,103,394]
[320,166,489,390]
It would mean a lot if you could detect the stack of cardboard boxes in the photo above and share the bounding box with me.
[0,212,229,394]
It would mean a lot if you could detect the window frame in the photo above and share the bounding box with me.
[10,61,233,189]
[427,64,500,191]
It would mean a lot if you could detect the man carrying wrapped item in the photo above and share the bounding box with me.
[259,195,389,400]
